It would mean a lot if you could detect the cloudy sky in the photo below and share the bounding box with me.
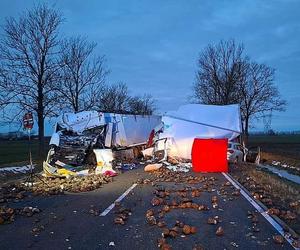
[1,0,299,134]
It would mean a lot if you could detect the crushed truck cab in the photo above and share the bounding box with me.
[43,111,161,177]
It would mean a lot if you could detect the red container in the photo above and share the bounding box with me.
[192,138,228,173]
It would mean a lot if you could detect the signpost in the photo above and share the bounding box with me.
[23,112,36,185]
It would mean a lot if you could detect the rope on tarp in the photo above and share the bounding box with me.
[165,115,241,134]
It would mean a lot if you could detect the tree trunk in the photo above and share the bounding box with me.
[38,112,45,156]
[244,116,249,146]
[37,85,45,157]
[74,95,79,112]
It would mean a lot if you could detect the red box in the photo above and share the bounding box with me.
[192,138,228,173]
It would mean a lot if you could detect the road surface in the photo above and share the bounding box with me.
[0,167,293,249]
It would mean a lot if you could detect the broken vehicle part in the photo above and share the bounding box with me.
[45,111,161,177]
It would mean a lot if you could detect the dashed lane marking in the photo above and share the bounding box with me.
[100,183,138,216]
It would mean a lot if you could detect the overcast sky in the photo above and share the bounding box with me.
[1,0,299,134]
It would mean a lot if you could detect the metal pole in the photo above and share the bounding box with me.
[28,129,33,179]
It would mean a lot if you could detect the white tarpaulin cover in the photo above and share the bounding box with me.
[158,104,242,159]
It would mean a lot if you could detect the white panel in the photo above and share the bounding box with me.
[56,111,105,134]
[105,122,113,147]
[159,104,242,159]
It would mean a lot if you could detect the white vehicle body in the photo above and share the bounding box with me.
[51,111,161,148]
[227,142,247,163]
[157,104,242,159]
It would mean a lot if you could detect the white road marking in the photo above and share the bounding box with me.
[222,172,298,249]
[100,183,138,216]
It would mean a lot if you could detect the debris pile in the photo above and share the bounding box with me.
[0,184,26,203]
[0,206,14,224]
[28,174,112,195]
[160,156,192,173]
[146,167,214,184]
[156,220,198,249]
[89,205,100,216]
[114,205,132,225]
[164,162,192,173]
[0,206,41,225]
[137,165,285,249]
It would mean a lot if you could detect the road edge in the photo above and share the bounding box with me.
[222,172,299,250]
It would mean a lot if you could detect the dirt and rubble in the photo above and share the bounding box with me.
[0,183,27,203]
[0,171,114,226]
[0,173,113,199]
[30,174,113,194]
[0,205,41,225]
[114,204,132,225]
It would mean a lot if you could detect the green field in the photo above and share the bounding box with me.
[248,134,300,170]
[248,134,300,144]
[0,139,49,166]
[248,134,300,158]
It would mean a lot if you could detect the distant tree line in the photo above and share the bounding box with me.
[0,4,155,153]
[193,39,286,143]
[97,83,154,115]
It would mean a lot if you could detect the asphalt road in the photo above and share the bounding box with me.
[0,167,292,250]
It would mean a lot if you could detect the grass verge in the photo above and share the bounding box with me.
[0,140,49,166]
[230,162,300,234]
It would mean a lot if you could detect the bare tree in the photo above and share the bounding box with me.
[59,36,108,112]
[240,62,286,139]
[0,4,63,153]
[97,83,130,113]
[128,94,155,115]
[194,39,246,105]
[96,83,155,115]
[193,39,286,143]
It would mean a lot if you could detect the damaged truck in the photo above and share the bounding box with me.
[43,111,161,177]
[44,104,258,177]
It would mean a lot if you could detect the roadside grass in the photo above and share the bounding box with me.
[231,163,300,234]
[250,169,300,212]
[0,139,49,166]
